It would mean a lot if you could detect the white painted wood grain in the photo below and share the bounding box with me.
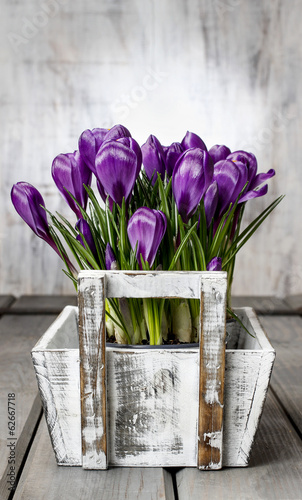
[32,306,275,467]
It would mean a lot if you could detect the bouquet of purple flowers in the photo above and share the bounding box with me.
[11,124,282,345]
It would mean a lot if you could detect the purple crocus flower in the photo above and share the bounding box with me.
[76,219,96,258]
[213,159,248,216]
[11,182,62,259]
[95,140,139,206]
[172,148,214,223]
[227,150,275,202]
[208,145,231,164]
[204,181,218,227]
[117,137,142,177]
[181,131,207,152]
[141,135,166,185]
[78,128,108,174]
[207,257,222,271]
[127,207,167,268]
[52,151,92,218]
[103,124,131,143]
[105,243,118,270]
[165,142,184,177]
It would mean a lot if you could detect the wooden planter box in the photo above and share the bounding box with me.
[31,271,275,470]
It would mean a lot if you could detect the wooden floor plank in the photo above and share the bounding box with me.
[176,390,302,500]
[232,296,292,314]
[258,315,302,434]
[0,295,15,314]
[14,419,175,500]
[10,295,77,314]
[284,294,302,314]
[0,313,57,498]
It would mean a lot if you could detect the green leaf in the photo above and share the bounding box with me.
[223,195,284,268]
[168,221,198,271]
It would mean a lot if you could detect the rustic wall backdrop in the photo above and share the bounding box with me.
[1,0,301,296]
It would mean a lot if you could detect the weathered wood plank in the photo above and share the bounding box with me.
[78,275,107,469]
[176,390,302,500]
[0,313,57,498]
[78,270,226,299]
[198,276,226,469]
[258,315,302,434]
[13,419,175,500]
[0,295,15,314]
[232,296,292,315]
[10,295,77,314]
[284,294,302,314]
[0,394,42,500]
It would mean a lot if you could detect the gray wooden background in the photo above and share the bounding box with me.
[1,0,301,296]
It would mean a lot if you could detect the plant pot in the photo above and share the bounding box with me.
[31,271,275,469]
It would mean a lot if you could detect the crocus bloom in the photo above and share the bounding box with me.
[117,137,142,177]
[127,207,167,268]
[207,257,222,271]
[78,128,108,174]
[141,135,166,184]
[204,181,218,227]
[172,148,214,222]
[208,145,231,164]
[227,150,275,201]
[76,219,96,257]
[105,243,118,270]
[11,182,61,258]
[102,124,131,143]
[95,140,139,206]
[52,151,92,218]
[213,159,248,216]
[165,142,183,177]
[181,131,207,151]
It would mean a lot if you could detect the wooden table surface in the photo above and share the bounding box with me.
[0,294,301,500]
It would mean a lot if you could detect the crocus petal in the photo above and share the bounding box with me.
[52,151,92,218]
[207,257,222,271]
[173,149,213,223]
[213,160,240,216]
[78,128,108,174]
[76,219,96,257]
[105,243,117,270]
[117,137,142,176]
[204,181,218,227]
[141,135,166,185]
[165,142,183,177]
[208,144,231,164]
[11,182,60,257]
[127,207,167,268]
[181,131,207,151]
[230,161,249,201]
[95,141,138,206]
[103,124,131,143]
[248,169,275,190]
[227,150,258,185]
[239,184,268,203]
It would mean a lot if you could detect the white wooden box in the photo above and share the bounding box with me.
[32,302,275,468]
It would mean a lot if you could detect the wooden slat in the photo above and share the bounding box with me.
[176,390,302,499]
[198,277,227,469]
[284,294,302,314]
[78,270,226,299]
[0,312,57,499]
[78,275,107,469]
[258,315,302,434]
[10,295,77,314]
[13,419,175,500]
[0,295,15,314]
[232,296,292,315]
[0,395,42,500]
